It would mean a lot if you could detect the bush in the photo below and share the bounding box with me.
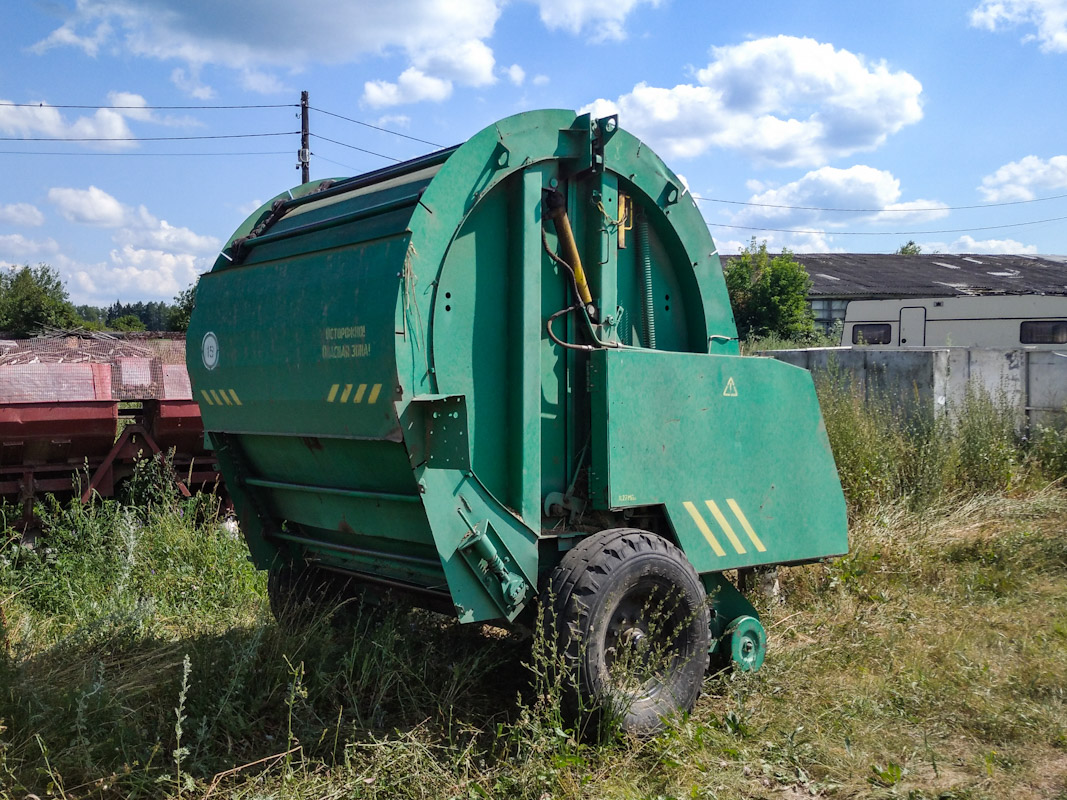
[724,239,815,341]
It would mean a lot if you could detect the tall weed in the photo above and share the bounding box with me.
[815,369,1032,511]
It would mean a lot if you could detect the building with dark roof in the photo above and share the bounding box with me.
[720,253,1067,331]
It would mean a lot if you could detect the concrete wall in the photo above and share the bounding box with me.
[764,347,1067,430]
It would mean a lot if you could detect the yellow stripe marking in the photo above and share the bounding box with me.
[368,383,382,404]
[209,390,224,406]
[218,389,233,406]
[705,500,746,555]
[340,384,353,403]
[229,390,242,405]
[727,499,767,552]
[353,383,368,403]
[683,501,727,557]
[200,389,214,405]
[327,384,339,403]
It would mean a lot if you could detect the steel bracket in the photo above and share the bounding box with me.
[407,394,471,471]
[456,513,532,615]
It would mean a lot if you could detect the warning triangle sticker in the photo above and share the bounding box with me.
[723,377,738,397]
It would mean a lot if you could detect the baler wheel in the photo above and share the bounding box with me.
[541,528,710,735]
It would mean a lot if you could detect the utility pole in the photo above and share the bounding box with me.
[299,90,310,183]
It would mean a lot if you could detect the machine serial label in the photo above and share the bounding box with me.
[321,324,371,359]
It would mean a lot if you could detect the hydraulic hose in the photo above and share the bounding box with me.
[636,211,656,349]
[543,189,596,320]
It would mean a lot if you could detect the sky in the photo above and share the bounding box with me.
[2,0,1067,305]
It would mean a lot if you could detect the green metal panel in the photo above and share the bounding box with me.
[189,109,847,629]
[589,347,848,573]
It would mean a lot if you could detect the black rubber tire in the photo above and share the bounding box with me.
[541,528,710,735]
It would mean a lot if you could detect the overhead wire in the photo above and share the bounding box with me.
[693,191,1067,213]
[8,98,1062,239]
[311,152,360,172]
[309,106,445,148]
[0,149,289,156]
[0,132,297,142]
[0,101,296,110]
[708,215,1067,236]
[310,133,401,162]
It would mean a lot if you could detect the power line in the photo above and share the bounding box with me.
[709,215,1067,236]
[312,152,360,172]
[0,131,297,142]
[309,106,445,148]
[693,191,1067,213]
[0,101,296,110]
[0,149,289,156]
[310,133,401,163]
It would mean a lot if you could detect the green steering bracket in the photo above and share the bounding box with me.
[701,573,767,672]
[727,616,767,672]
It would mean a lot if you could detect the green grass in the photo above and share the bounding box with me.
[1,405,1066,798]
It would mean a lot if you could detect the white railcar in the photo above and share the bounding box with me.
[842,295,1067,349]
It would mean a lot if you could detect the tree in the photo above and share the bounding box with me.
[723,239,815,340]
[111,314,147,331]
[168,280,198,332]
[0,264,80,336]
[895,240,922,256]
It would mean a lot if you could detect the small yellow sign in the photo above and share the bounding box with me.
[723,377,738,397]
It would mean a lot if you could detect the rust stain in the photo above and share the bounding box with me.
[300,436,324,451]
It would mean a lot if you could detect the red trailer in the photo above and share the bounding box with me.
[0,333,219,526]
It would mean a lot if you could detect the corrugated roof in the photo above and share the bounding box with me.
[719,253,1067,298]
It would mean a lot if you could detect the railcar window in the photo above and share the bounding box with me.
[851,323,892,345]
[1020,320,1067,344]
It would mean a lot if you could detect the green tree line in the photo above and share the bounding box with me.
[0,264,195,337]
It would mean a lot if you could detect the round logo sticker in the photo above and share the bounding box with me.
[202,332,219,370]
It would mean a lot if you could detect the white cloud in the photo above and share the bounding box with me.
[0,99,137,149]
[49,186,127,227]
[69,246,207,302]
[48,186,220,255]
[103,90,199,127]
[505,64,526,86]
[42,185,220,301]
[239,68,289,95]
[920,234,1039,254]
[978,154,1067,201]
[170,67,215,100]
[534,0,662,41]
[235,198,266,217]
[30,18,112,57]
[363,68,453,108]
[36,0,503,99]
[0,92,195,149]
[0,203,45,227]
[971,0,1067,52]
[582,36,923,167]
[376,114,411,128]
[115,219,220,253]
[532,74,550,86]
[726,166,948,232]
[0,234,61,263]
[713,230,839,255]
[416,38,497,86]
